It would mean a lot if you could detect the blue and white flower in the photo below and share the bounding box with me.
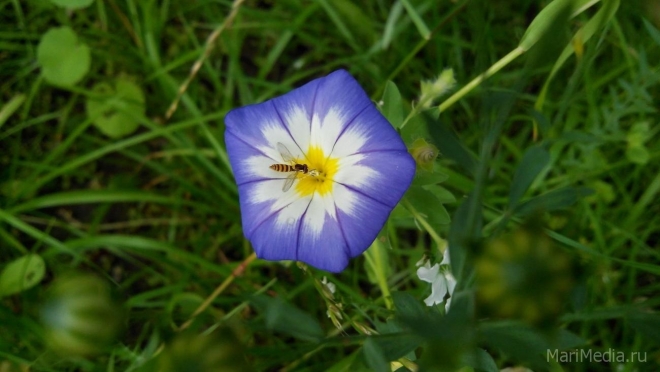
[224,70,415,272]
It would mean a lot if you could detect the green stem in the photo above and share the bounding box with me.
[365,239,394,310]
[438,46,525,113]
[402,198,446,249]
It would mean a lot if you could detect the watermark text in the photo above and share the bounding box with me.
[547,348,646,364]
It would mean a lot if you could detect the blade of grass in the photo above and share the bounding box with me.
[535,0,620,112]
[400,0,430,40]
[23,115,222,197]
[0,94,25,130]
[0,208,78,257]
[9,190,217,215]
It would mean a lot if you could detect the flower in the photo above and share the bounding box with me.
[224,70,415,272]
[321,276,336,295]
[417,248,456,311]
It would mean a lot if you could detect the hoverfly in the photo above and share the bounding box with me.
[270,142,318,192]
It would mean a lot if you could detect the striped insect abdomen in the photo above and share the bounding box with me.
[270,164,295,172]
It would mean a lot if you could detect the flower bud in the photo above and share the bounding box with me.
[409,138,439,171]
[40,273,122,356]
[419,69,456,109]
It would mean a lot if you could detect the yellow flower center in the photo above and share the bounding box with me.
[294,146,338,197]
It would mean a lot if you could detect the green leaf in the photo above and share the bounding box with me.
[479,322,551,370]
[250,295,324,342]
[49,0,94,9]
[381,81,403,128]
[461,348,498,372]
[362,338,388,372]
[627,311,660,344]
[518,0,578,51]
[412,171,449,187]
[371,333,421,361]
[508,146,550,208]
[626,144,650,165]
[448,191,481,279]
[405,185,451,226]
[37,26,91,86]
[423,185,455,204]
[392,292,427,320]
[0,254,46,297]
[643,18,660,47]
[554,329,587,349]
[424,113,478,175]
[86,78,146,138]
[514,187,594,216]
[326,352,364,372]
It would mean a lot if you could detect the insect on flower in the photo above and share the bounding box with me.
[224,69,415,272]
[269,142,320,192]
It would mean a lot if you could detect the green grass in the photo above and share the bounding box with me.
[1,0,659,371]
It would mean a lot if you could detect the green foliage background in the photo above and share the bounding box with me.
[1,0,659,371]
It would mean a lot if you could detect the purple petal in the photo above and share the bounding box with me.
[330,101,409,156]
[225,99,281,149]
[297,195,350,272]
[311,70,374,127]
[335,150,415,208]
[333,183,395,257]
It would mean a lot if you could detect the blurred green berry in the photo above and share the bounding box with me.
[40,273,122,357]
[157,328,253,372]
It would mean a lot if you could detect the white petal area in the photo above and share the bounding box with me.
[257,121,306,162]
[332,183,360,217]
[249,179,306,208]
[243,155,286,180]
[333,156,380,190]
[417,263,440,284]
[282,105,311,154]
[300,194,327,236]
[330,119,369,158]
[319,193,337,220]
[310,108,344,151]
[335,150,414,208]
[445,272,457,295]
[440,248,451,266]
[274,194,312,228]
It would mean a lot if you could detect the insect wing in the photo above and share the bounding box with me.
[277,142,295,163]
[282,172,297,192]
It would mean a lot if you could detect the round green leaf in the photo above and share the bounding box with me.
[86,78,146,138]
[37,26,91,86]
[626,144,650,165]
[49,0,94,9]
[0,254,46,297]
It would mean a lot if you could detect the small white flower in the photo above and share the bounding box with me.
[416,249,457,311]
[440,246,450,266]
[321,276,336,294]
